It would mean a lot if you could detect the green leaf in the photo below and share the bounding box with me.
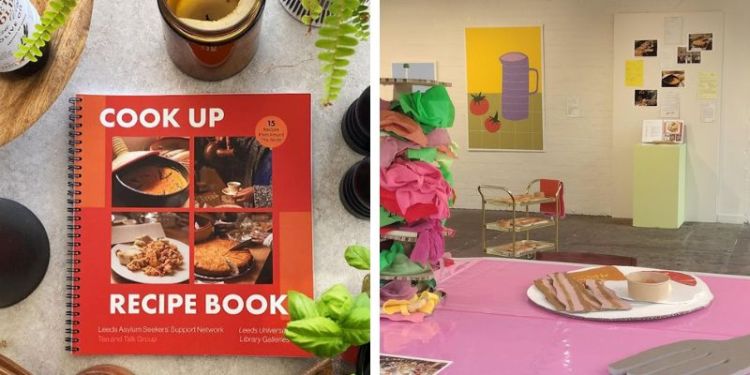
[344,245,370,270]
[315,39,337,50]
[287,291,319,321]
[284,317,349,357]
[13,0,78,63]
[301,15,312,25]
[315,284,353,321]
[340,293,370,346]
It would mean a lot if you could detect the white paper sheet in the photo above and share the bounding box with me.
[660,91,680,118]
[701,102,716,123]
[664,17,684,45]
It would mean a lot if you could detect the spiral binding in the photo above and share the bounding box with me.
[66,97,82,353]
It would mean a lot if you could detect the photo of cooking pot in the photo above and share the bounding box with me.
[111,137,190,208]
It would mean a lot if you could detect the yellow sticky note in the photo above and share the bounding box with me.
[625,60,644,87]
[699,72,719,99]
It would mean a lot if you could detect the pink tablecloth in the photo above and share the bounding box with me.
[381,258,750,374]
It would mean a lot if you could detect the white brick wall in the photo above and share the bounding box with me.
[381,0,750,221]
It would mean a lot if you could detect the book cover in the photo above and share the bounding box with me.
[68,94,312,355]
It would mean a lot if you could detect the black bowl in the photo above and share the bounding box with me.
[0,198,49,308]
[113,156,189,208]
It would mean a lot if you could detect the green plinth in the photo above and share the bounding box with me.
[633,144,686,229]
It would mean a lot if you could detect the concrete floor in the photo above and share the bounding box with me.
[446,209,750,275]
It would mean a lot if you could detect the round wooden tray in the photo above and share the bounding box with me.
[0,0,93,147]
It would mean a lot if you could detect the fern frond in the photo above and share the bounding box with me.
[13,0,78,63]
[299,0,323,33]
[351,4,369,41]
[316,0,361,105]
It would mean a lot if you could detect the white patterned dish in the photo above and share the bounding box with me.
[527,266,713,321]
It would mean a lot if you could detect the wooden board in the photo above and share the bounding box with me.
[0,0,93,147]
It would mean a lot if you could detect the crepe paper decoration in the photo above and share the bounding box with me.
[380,160,453,222]
[380,242,405,271]
[380,206,405,227]
[392,85,456,133]
[381,253,431,277]
[381,291,441,316]
[437,160,454,187]
[381,109,429,146]
[404,219,446,265]
[380,279,418,303]
[406,147,438,163]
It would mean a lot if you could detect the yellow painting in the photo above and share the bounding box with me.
[466,26,544,151]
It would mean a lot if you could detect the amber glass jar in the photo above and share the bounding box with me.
[157,0,266,81]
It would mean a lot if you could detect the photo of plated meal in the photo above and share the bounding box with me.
[110,212,189,284]
[111,136,190,208]
[193,212,273,284]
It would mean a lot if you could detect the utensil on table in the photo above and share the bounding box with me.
[229,237,261,251]
[609,335,750,375]
[0,353,31,375]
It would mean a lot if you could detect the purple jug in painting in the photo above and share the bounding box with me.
[499,52,539,121]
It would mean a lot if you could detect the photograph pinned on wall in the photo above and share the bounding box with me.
[677,47,687,64]
[635,90,658,107]
[391,62,437,92]
[689,51,701,64]
[661,70,685,87]
[381,355,452,375]
[689,33,713,50]
[634,40,657,56]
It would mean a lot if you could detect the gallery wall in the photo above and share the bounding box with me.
[611,11,723,222]
[381,0,750,223]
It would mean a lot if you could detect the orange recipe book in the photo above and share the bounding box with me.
[67,94,312,355]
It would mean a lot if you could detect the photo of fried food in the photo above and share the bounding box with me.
[111,212,190,284]
[118,236,184,276]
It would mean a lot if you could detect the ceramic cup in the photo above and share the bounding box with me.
[626,271,671,302]
[227,181,241,194]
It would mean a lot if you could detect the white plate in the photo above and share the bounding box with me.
[111,238,190,284]
[527,266,714,321]
[603,280,703,305]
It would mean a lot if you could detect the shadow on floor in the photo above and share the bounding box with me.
[446,209,750,275]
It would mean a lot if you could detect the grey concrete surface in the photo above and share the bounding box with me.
[0,0,370,373]
[447,209,750,275]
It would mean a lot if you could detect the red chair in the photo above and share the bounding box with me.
[536,252,637,266]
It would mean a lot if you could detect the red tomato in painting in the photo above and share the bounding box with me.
[470,93,489,116]
[484,112,501,133]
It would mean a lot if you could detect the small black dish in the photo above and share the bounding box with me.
[339,158,369,220]
[341,87,370,156]
[0,198,50,308]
